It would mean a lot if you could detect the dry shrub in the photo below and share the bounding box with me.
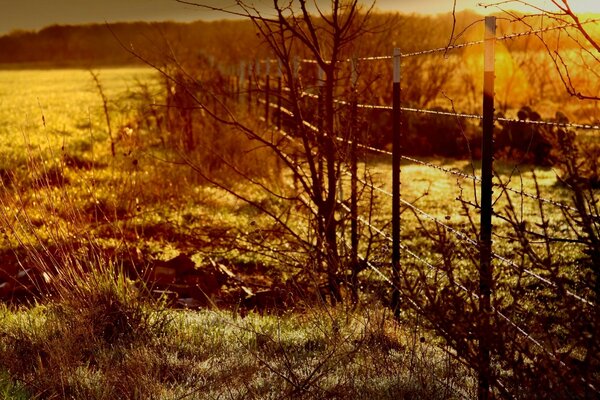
[133,64,282,186]
[223,304,475,399]
[0,254,171,399]
[185,122,283,185]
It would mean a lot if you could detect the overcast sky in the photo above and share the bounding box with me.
[0,0,598,35]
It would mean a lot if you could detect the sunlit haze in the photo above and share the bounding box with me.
[0,0,598,35]
[375,0,600,14]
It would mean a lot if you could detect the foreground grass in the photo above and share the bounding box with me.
[0,299,474,399]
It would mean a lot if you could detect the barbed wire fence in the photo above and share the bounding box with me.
[219,15,600,400]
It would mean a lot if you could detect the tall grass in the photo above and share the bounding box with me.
[0,300,475,399]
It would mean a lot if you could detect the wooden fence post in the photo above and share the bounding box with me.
[391,47,402,317]
[479,15,496,400]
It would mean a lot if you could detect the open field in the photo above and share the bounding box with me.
[0,68,159,161]
[0,68,580,274]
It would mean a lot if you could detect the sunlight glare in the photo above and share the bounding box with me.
[373,0,600,15]
[490,0,600,14]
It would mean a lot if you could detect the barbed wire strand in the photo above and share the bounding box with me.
[347,172,595,308]
[496,116,600,131]
[401,17,600,58]
[343,205,598,393]
[272,97,580,211]
[272,102,597,390]
[495,183,579,213]
[285,88,600,131]
[351,101,600,130]
[300,18,600,63]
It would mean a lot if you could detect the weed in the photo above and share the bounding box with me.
[0,254,172,399]
[0,370,29,400]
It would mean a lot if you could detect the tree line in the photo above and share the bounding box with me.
[2,10,584,68]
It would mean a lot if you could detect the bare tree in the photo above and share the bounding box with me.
[156,0,380,304]
[482,0,600,100]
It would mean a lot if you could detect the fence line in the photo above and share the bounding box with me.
[339,200,599,395]
[289,87,600,131]
[349,172,595,308]
[285,92,591,213]
[294,17,600,63]
[286,90,588,214]
[238,15,600,396]
[277,94,579,212]
[271,91,596,309]
[273,96,599,395]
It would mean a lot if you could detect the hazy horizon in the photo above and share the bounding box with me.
[2,0,599,35]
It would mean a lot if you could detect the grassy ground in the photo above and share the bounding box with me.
[0,291,475,399]
[0,68,157,161]
[0,68,592,398]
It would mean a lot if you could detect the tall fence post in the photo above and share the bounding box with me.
[479,15,496,400]
[292,57,300,189]
[391,47,402,317]
[255,61,261,108]
[247,62,253,112]
[265,59,271,125]
[238,61,245,103]
[350,57,359,302]
[277,60,282,130]
[317,65,325,181]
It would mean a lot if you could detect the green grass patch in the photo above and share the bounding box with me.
[0,299,475,399]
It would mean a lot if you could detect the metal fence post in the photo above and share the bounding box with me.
[479,15,496,400]
[348,57,360,302]
[317,64,325,180]
[255,61,261,108]
[391,48,402,317]
[292,56,299,189]
[277,60,282,130]
[247,62,253,112]
[265,59,270,125]
[318,64,325,128]
[350,57,359,273]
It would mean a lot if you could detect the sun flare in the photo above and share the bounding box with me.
[375,0,600,15]
[495,0,600,13]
